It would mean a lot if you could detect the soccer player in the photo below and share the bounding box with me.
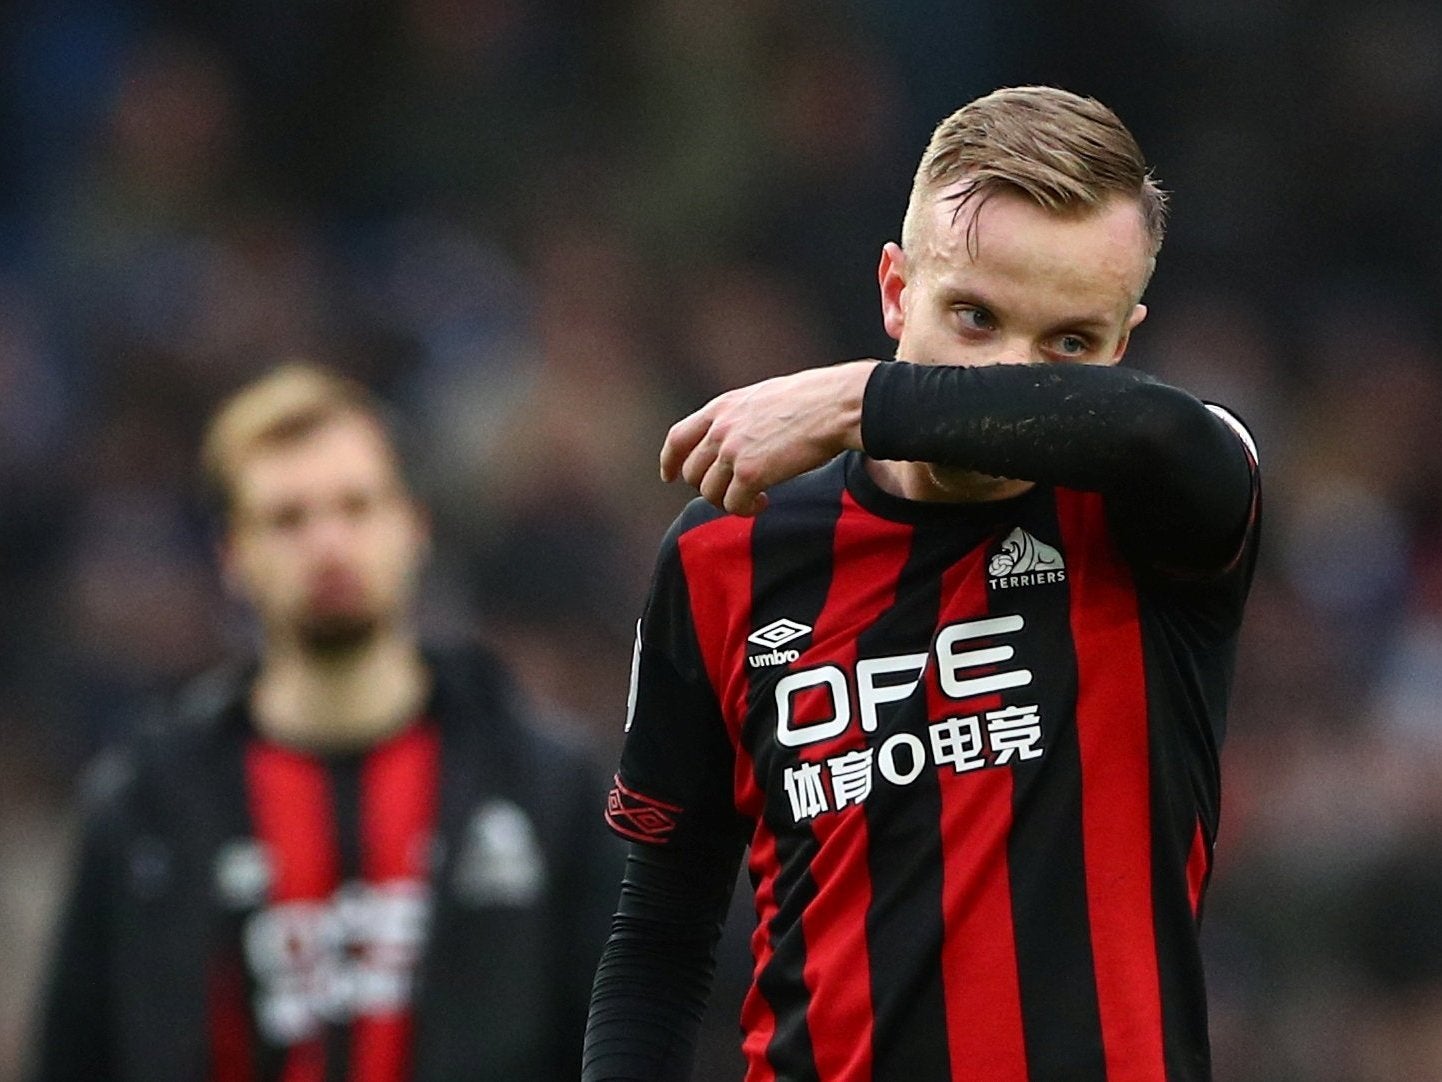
[30,364,621,1081]
[584,87,1261,1081]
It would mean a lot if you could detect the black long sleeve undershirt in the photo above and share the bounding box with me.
[862,360,1254,573]
[583,841,744,1082]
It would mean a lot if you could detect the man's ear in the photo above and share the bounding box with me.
[1108,303,1148,364]
[878,242,909,342]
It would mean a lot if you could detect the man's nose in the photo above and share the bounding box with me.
[304,509,356,553]
[992,339,1037,366]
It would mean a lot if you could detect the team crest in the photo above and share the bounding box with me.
[214,838,272,909]
[988,528,1066,588]
[453,799,547,906]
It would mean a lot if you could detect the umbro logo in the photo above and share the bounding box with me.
[748,618,812,649]
[748,618,811,669]
[988,527,1066,589]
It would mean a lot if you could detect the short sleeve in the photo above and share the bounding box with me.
[1191,402,1262,583]
[605,512,743,853]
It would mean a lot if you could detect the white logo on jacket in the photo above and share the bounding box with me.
[452,799,547,906]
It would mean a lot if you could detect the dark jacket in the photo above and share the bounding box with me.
[29,646,623,1082]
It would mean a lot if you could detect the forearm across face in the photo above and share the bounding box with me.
[861,360,1256,571]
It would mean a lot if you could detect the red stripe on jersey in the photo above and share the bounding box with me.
[351,1017,410,1082]
[741,824,782,1082]
[732,739,766,844]
[1058,489,1166,1081]
[1187,820,1209,919]
[245,742,339,1082]
[351,722,439,1082]
[796,490,911,1080]
[360,722,439,881]
[678,514,757,746]
[208,957,256,1082]
[246,742,341,900]
[931,548,1028,1081]
[800,812,873,1079]
[280,1041,326,1082]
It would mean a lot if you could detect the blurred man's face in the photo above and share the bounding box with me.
[880,181,1151,371]
[223,415,428,655]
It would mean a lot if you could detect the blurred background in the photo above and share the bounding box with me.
[1,1,1441,1079]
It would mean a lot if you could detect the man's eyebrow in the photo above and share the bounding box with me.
[935,283,1000,309]
[934,290,1119,335]
[1049,315,1114,332]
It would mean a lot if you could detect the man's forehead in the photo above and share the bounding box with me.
[236,417,399,500]
[916,182,1152,297]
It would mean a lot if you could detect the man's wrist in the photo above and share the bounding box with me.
[837,359,882,452]
[856,357,899,455]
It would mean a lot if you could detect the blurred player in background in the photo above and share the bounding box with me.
[585,87,1261,1081]
[30,363,620,1081]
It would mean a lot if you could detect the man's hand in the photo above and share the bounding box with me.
[660,361,879,515]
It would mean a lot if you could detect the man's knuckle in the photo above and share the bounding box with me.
[733,462,764,488]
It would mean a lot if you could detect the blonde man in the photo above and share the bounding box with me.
[33,364,621,1082]
[585,87,1260,1081]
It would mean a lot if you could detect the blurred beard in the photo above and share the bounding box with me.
[295,612,380,657]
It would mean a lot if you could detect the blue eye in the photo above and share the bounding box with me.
[955,306,994,331]
[1055,335,1089,356]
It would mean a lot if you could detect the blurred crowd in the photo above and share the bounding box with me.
[2,1,1441,1080]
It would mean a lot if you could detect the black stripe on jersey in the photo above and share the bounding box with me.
[326,758,364,1082]
[330,758,365,883]
[742,475,846,1081]
[860,515,963,1079]
[1139,593,1219,1082]
[213,712,267,1082]
[994,494,1106,1079]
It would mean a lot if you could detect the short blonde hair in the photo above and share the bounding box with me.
[901,86,1167,265]
[201,362,395,518]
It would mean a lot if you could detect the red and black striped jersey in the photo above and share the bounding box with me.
[607,434,1260,1081]
[209,719,441,1082]
[35,647,620,1082]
